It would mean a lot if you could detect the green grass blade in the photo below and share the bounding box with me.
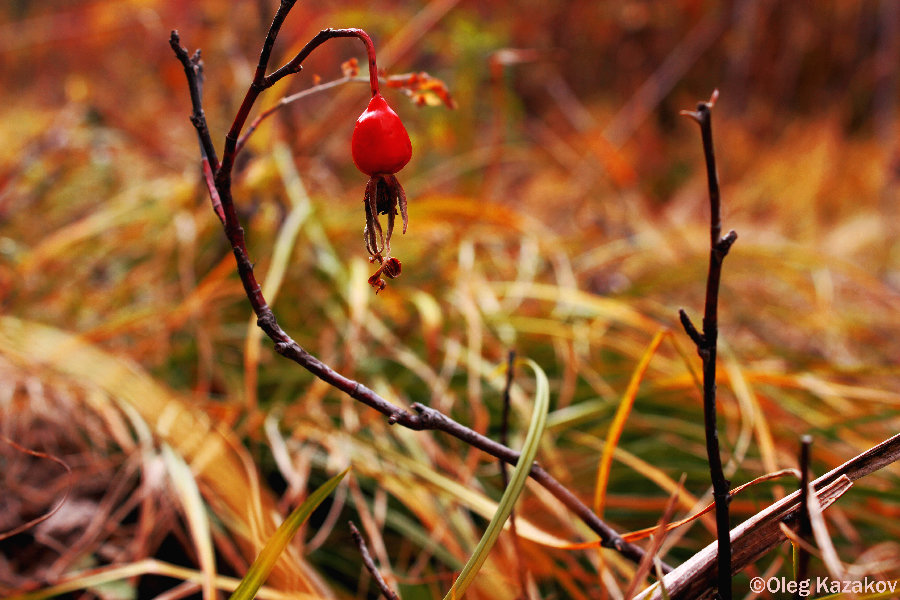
[229,467,350,600]
[442,358,550,599]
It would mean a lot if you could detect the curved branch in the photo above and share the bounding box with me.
[169,7,667,575]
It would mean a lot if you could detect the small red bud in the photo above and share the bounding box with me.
[352,93,412,176]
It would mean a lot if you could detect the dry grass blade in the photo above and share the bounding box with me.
[229,468,349,600]
[4,558,320,600]
[0,435,72,541]
[623,474,686,600]
[560,468,799,550]
[0,316,330,596]
[594,329,670,516]
[806,480,847,583]
[620,469,800,544]
[161,444,216,600]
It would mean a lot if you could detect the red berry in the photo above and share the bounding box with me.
[352,93,412,176]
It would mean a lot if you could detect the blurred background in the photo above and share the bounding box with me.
[1,1,899,598]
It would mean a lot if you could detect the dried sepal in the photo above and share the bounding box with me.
[385,71,456,109]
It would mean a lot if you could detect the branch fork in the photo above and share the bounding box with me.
[169,1,666,585]
[679,89,737,600]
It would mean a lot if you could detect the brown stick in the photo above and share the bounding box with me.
[678,89,737,600]
[349,521,400,600]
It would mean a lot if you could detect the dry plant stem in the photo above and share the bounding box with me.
[0,435,72,541]
[236,75,364,154]
[795,435,812,599]
[678,93,737,600]
[349,521,400,600]
[168,8,666,574]
[623,475,686,600]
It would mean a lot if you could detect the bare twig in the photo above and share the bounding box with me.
[678,89,736,600]
[349,521,400,600]
[168,2,665,575]
[795,435,813,598]
[236,75,366,154]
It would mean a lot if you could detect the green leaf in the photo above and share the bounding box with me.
[229,467,350,600]
[442,358,550,599]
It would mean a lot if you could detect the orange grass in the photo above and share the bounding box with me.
[1,1,899,599]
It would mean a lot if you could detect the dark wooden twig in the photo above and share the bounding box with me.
[168,3,666,574]
[795,435,813,598]
[678,89,737,600]
[349,521,400,600]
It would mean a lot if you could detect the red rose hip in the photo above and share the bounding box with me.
[352,93,412,176]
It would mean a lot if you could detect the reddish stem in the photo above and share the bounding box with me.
[219,27,381,182]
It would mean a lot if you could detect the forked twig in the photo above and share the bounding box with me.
[678,89,736,600]
[169,0,664,575]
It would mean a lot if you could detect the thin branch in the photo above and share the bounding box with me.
[349,521,400,600]
[169,32,219,172]
[169,7,666,575]
[253,0,299,86]
[679,89,736,600]
[236,75,366,155]
[795,435,813,598]
[266,28,378,93]
[221,27,381,181]
[678,309,703,347]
